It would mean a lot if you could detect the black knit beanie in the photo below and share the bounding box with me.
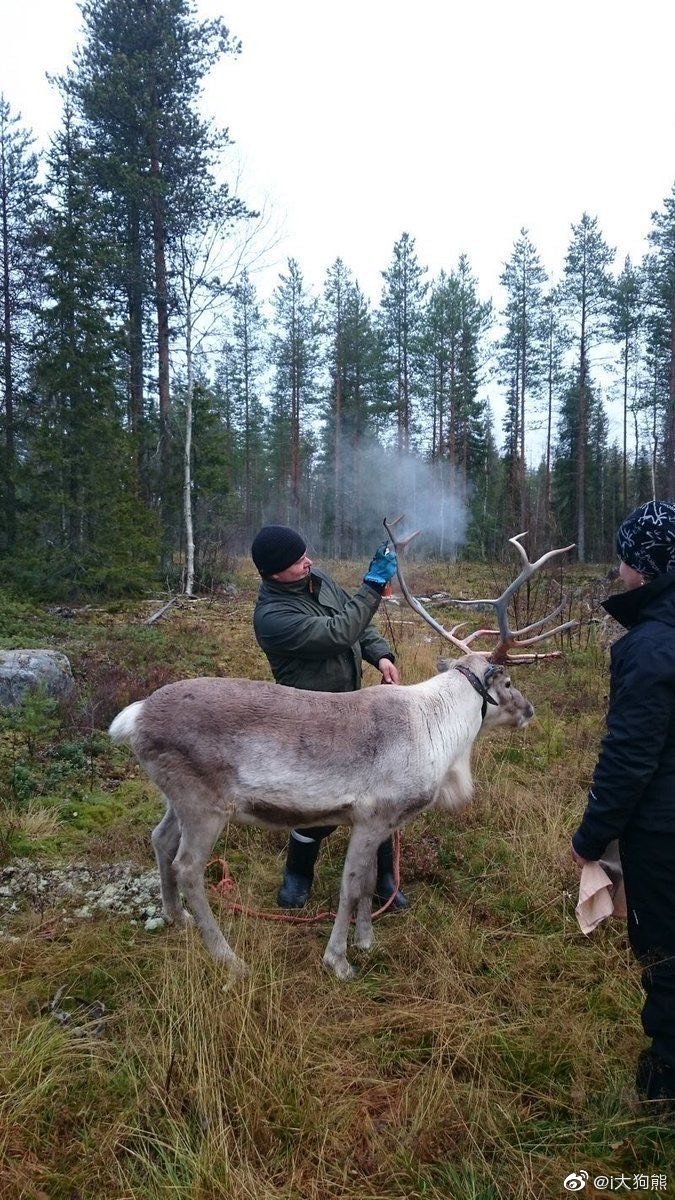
[616,500,675,578]
[251,525,307,577]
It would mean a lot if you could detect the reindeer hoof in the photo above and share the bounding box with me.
[353,930,375,951]
[228,956,249,978]
[167,909,194,929]
[322,952,356,981]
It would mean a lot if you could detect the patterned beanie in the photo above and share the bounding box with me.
[616,500,675,578]
[251,525,307,577]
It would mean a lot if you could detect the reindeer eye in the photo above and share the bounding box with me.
[504,680,511,688]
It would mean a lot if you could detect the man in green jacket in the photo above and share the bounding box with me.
[251,523,408,911]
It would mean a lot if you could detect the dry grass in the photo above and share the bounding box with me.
[1,561,674,1198]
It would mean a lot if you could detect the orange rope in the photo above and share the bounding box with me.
[208,829,402,924]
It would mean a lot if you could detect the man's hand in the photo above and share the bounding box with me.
[378,658,400,684]
[364,544,398,588]
[571,843,590,868]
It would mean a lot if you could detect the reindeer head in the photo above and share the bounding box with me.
[437,654,535,729]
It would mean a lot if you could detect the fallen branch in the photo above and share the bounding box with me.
[144,596,179,626]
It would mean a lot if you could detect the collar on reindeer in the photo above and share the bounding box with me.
[454,662,500,720]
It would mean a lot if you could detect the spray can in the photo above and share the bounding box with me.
[382,544,394,598]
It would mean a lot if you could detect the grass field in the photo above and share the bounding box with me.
[1,558,674,1199]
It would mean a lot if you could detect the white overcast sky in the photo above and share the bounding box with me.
[2,0,675,309]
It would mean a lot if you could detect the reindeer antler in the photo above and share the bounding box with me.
[383,517,578,664]
[383,515,472,655]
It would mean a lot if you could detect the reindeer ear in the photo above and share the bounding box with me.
[437,658,454,673]
[484,664,504,685]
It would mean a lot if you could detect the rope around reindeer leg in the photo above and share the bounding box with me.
[207,828,403,924]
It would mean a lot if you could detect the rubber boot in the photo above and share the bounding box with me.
[374,836,409,912]
[277,831,323,908]
[636,1048,675,1105]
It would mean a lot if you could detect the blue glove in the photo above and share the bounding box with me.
[363,543,398,588]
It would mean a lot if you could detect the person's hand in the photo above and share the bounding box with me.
[571,843,590,868]
[364,543,398,588]
[378,659,400,684]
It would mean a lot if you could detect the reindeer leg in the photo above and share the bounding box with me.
[172,809,247,975]
[151,801,192,927]
[353,847,378,951]
[323,826,383,980]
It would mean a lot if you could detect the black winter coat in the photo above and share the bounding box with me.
[572,572,675,861]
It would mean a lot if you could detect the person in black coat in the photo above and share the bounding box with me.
[572,500,675,1103]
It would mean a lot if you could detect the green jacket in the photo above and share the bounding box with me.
[253,567,393,692]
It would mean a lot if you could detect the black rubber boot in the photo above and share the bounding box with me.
[277,832,323,908]
[636,1048,675,1105]
[374,836,409,912]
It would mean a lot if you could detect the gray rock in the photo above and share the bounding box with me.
[0,859,164,934]
[144,917,165,932]
[0,650,75,708]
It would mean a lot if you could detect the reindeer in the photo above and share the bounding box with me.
[108,522,575,980]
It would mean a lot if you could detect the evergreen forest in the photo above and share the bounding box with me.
[3,0,675,596]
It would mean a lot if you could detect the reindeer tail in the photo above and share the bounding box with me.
[108,700,145,746]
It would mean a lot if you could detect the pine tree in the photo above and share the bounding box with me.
[609,256,644,511]
[453,255,492,500]
[269,259,319,524]
[423,258,491,501]
[378,232,427,452]
[561,213,614,560]
[28,106,157,593]
[553,370,609,558]
[468,404,505,560]
[541,287,568,528]
[321,259,379,555]
[227,273,266,536]
[498,229,547,529]
[645,183,675,494]
[70,0,241,524]
[0,96,41,551]
[425,270,459,463]
[639,305,670,497]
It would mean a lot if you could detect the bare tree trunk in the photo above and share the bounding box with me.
[240,301,252,531]
[1,155,15,549]
[545,345,553,525]
[438,360,444,462]
[402,309,410,454]
[448,354,457,473]
[653,365,659,501]
[633,406,640,494]
[622,330,629,513]
[127,199,144,444]
[334,370,342,558]
[519,284,527,531]
[669,300,675,497]
[291,339,300,519]
[183,300,195,597]
[577,297,588,562]
[431,358,438,461]
[149,136,171,533]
